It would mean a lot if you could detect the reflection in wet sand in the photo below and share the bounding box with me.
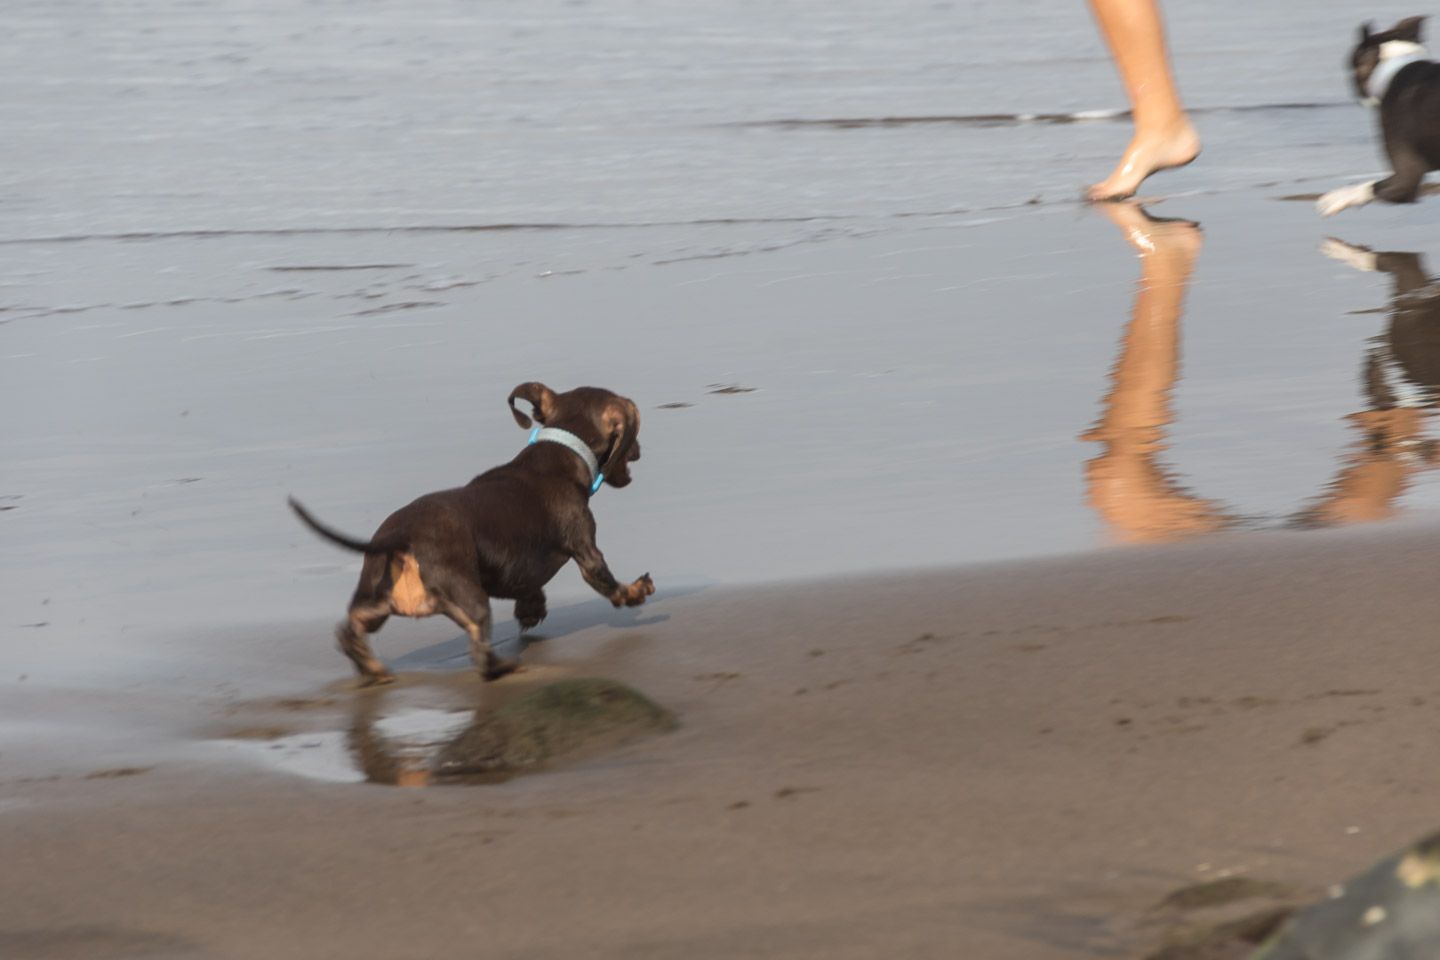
[347,694,455,787]
[347,678,676,788]
[1293,409,1430,528]
[1084,222,1440,543]
[1083,204,1235,543]
[1300,242,1440,527]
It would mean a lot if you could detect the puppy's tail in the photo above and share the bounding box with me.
[288,497,407,555]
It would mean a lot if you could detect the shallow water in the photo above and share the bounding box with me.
[5,0,1440,710]
[0,0,1385,237]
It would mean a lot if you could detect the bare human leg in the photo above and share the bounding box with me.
[1085,0,1201,201]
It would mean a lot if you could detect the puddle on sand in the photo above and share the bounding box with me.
[208,677,675,787]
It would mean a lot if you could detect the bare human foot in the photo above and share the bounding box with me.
[1085,0,1198,201]
[1086,119,1201,201]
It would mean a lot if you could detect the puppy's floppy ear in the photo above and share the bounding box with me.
[1391,16,1426,42]
[508,382,557,429]
[1360,21,1374,44]
[599,397,640,488]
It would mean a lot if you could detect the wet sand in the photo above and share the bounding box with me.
[5,522,1440,959]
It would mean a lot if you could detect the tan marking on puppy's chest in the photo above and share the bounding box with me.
[388,553,436,617]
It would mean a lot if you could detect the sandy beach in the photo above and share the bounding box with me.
[7,0,1440,956]
[5,523,1440,958]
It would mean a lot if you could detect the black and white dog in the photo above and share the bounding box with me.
[1318,16,1440,217]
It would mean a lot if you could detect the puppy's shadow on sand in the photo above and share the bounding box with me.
[389,583,709,670]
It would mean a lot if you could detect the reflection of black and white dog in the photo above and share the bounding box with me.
[1322,238,1440,410]
[1318,17,1440,217]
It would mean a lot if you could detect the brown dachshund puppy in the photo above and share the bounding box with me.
[289,383,654,685]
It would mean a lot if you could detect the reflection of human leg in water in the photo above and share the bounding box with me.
[1082,202,1233,542]
[1298,242,1440,526]
[1084,0,1201,201]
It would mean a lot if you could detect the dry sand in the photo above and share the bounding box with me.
[4,522,1438,959]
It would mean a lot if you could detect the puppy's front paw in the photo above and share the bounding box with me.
[1320,237,1378,271]
[616,573,655,607]
[1317,182,1375,217]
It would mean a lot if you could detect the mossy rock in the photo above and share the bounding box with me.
[431,678,676,782]
[1252,830,1440,959]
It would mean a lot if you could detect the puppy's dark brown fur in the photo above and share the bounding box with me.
[289,383,654,684]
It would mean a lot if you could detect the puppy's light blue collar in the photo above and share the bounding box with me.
[528,426,604,494]
[1367,45,1428,104]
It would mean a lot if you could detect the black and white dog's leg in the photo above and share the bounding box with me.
[1372,145,1428,204]
[1317,180,1378,217]
[1319,146,1427,216]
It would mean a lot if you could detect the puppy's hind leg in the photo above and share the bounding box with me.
[337,555,395,685]
[338,603,394,686]
[439,583,519,682]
